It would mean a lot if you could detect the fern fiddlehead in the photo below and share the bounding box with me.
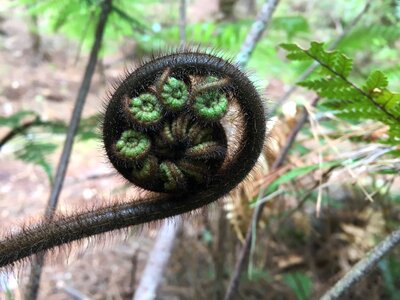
[0,50,266,267]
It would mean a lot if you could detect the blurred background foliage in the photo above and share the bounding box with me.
[12,0,400,81]
[1,0,400,299]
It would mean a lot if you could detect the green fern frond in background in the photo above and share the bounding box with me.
[15,140,57,184]
[0,111,99,182]
[336,24,400,84]
[281,42,400,147]
[337,25,400,51]
[0,110,38,128]
[271,16,310,41]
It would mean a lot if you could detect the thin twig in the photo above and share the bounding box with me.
[24,1,113,299]
[270,1,371,116]
[272,97,320,169]
[0,120,65,151]
[235,0,280,68]
[132,220,182,300]
[321,228,400,300]
[179,0,186,46]
[59,285,90,300]
[45,0,112,217]
[215,205,228,299]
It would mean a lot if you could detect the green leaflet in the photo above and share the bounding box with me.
[364,70,389,92]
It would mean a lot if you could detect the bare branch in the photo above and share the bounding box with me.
[179,0,186,46]
[44,0,112,217]
[321,228,400,300]
[235,0,280,68]
[132,220,182,300]
[24,1,113,299]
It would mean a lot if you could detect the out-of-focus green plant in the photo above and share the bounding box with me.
[13,0,156,53]
[379,256,400,299]
[283,272,313,300]
[0,111,100,183]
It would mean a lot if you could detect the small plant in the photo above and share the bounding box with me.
[282,42,400,150]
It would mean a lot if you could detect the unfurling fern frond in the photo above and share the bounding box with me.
[281,42,400,146]
[0,50,266,268]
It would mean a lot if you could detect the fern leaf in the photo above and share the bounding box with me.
[335,102,388,123]
[282,42,400,147]
[307,42,336,67]
[282,42,353,78]
[300,78,345,94]
[299,78,361,100]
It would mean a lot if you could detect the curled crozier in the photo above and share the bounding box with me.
[0,50,266,268]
